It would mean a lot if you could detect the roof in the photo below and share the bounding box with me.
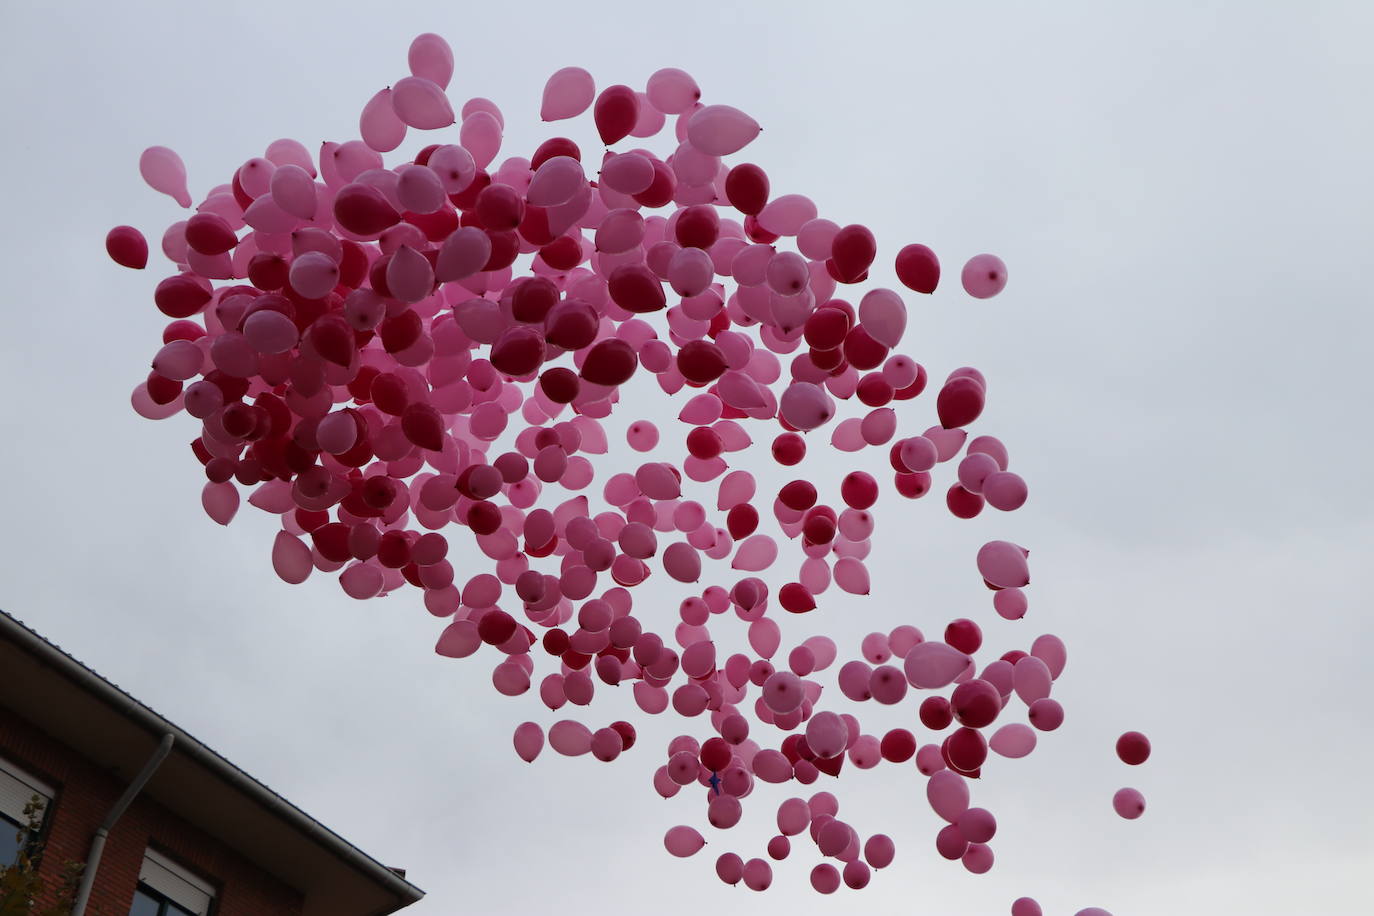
[0,609,424,916]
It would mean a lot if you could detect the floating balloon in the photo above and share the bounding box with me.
[112,33,1146,905]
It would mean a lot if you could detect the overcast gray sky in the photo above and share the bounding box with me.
[3,1,1372,913]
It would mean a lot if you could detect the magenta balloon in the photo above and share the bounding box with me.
[864,833,895,869]
[541,66,595,121]
[761,671,804,714]
[777,797,810,835]
[1011,899,1043,916]
[810,863,841,894]
[741,858,772,892]
[715,852,743,885]
[752,749,793,783]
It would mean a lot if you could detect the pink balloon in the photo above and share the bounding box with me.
[962,253,1008,299]
[977,540,1030,588]
[513,722,544,762]
[408,33,454,89]
[927,770,970,823]
[549,720,593,756]
[527,156,586,208]
[1112,788,1145,819]
[686,105,761,156]
[1011,899,1043,916]
[664,825,706,858]
[391,76,455,129]
[140,146,191,207]
[989,724,1037,759]
[360,88,407,153]
[904,642,971,689]
[541,67,596,121]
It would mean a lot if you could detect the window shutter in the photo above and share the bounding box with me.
[0,757,54,824]
[139,849,215,915]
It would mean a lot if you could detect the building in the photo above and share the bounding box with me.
[0,610,424,915]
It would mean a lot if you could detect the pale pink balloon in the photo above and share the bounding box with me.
[989,724,1037,758]
[994,587,1028,620]
[1013,656,1053,704]
[833,557,870,595]
[748,618,780,659]
[549,720,593,756]
[527,156,586,207]
[664,825,706,858]
[1030,634,1067,678]
[927,770,970,822]
[984,471,1028,511]
[779,381,834,430]
[436,226,492,281]
[646,68,700,114]
[757,194,818,237]
[1112,788,1145,819]
[541,67,596,121]
[340,563,384,599]
[408,33,454,89]
[360,88,407,153]
[390,76,455,129]
[396,163,446,214]
[686,105,760,156]
[269,163,317,219]
[752,749,793,783]
[140,146,191,207]
[460,111,503,169]
[271,531,312,584]
[511,722,544,762]
[859,288,907,347]
[806,712,848,759]
[904,642,971,689]
[427,144,477,193]
[962,253,1008,299]
[732,535,777,571]
[977,540,1030,588]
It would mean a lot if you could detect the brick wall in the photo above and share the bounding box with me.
[0,706,303,916]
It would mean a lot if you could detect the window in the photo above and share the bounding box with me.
[130,849,215,916]
[129,884,198,916]
[0,756,54,866]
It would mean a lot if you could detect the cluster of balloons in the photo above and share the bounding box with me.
[112,32,1145,911]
